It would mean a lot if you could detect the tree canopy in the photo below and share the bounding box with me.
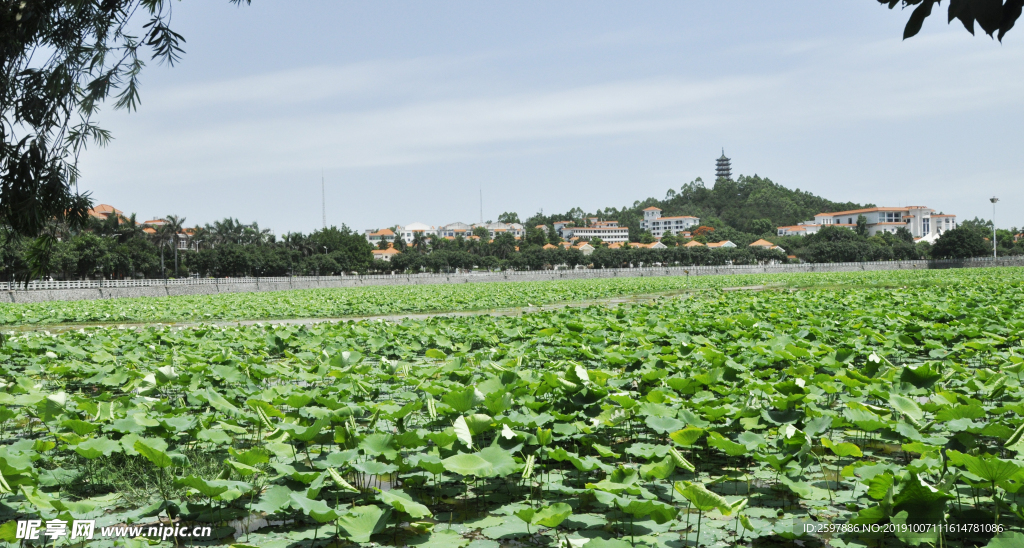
[1,0,248,281]
[880,0,1022,41]
[931,224,990,259]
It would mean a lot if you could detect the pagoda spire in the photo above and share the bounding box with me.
[716,149,732,180]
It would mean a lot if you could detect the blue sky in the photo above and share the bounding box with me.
[79,1,1023,233]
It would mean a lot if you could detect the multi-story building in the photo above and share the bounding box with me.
[640,207,700,239]
[396,223,438,244]
[566,225,629,243]
[812,206,955,238]
[364,228,397,245]
[371,247,401,261]
[439,222,473,238]
[473,222,525,240]
[779,207,956,239]
[552,221,573,238]
[776,222,823,237]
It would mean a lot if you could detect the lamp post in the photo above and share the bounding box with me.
[990,197,999,259]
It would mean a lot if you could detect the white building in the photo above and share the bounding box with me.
[779,207,956,239]
[812,207,956,238]
[640,207,700,239]
[397,222,438,244]
[473,222,525,240]
[439,222,473,238]
[371,248,401,261]
[707,240,737,249]
[364,228,397,244]
[552,221,573,238]
[777,222,823,237]
[566,225,629,243]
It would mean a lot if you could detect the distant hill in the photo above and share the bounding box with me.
[527,175,870,240]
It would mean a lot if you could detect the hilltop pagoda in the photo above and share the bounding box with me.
[715,149,732,180]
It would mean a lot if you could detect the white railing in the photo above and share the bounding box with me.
[0,256,1015,292]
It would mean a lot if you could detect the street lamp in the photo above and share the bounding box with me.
[990,196,999,259]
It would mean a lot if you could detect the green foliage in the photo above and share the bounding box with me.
[880,0,1023,41]
[0,268,1022,546]
[932,225,990,259]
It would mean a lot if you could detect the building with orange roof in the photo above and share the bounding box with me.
[542,243,558,250]
[776,223,821,237]
[683,240,705,247]
[812,206,955,238]
[472,222,525,240]
[439,222,473,238]
[572,243,595,255]
[87,204,124,220]
[551,220,574,237]
[640,207,700,239]
[564,225,629,243]
[364,228,397,245]
[749,238,785,254]
[371,247,401,261]
[707,240,737,248]
[630,241,667,250]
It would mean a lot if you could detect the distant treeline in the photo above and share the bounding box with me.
[2,175,1020,280]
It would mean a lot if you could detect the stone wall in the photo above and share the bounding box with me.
[4,257,1023,304]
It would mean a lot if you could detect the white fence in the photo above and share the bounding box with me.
[0,256,1014,292]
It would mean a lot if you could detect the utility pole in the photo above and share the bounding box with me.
[322,170,327,230]
[990,196,999,258]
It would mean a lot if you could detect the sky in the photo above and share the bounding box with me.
[78,1,1024,234]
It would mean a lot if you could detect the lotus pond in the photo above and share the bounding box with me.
[1,268,1024,547]
[0,268,995,327]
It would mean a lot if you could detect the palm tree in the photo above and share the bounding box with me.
[411,232,426,254]
[429,235,447,252]
[163,215,186,277]
[116,213,146,244]
[244,221,273,245]
[189,226,210,250]
[210,217,243,246]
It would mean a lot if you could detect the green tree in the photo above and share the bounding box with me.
[525,226,547,248]
[497,212,521,224]
[546,225,562,244]
[493,232,517,259]
[472,226,491,241]
[410,232,428,253]
[880,0,1022,41]
[931,225,988,259]
[894,226,914,243]
[855,215,868,237]
[748,218,775,236]
[1,1,250,282]
[639,231,655,244]
[392,235,407,252]
[660,229,677,247]
[163,215,186,277]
